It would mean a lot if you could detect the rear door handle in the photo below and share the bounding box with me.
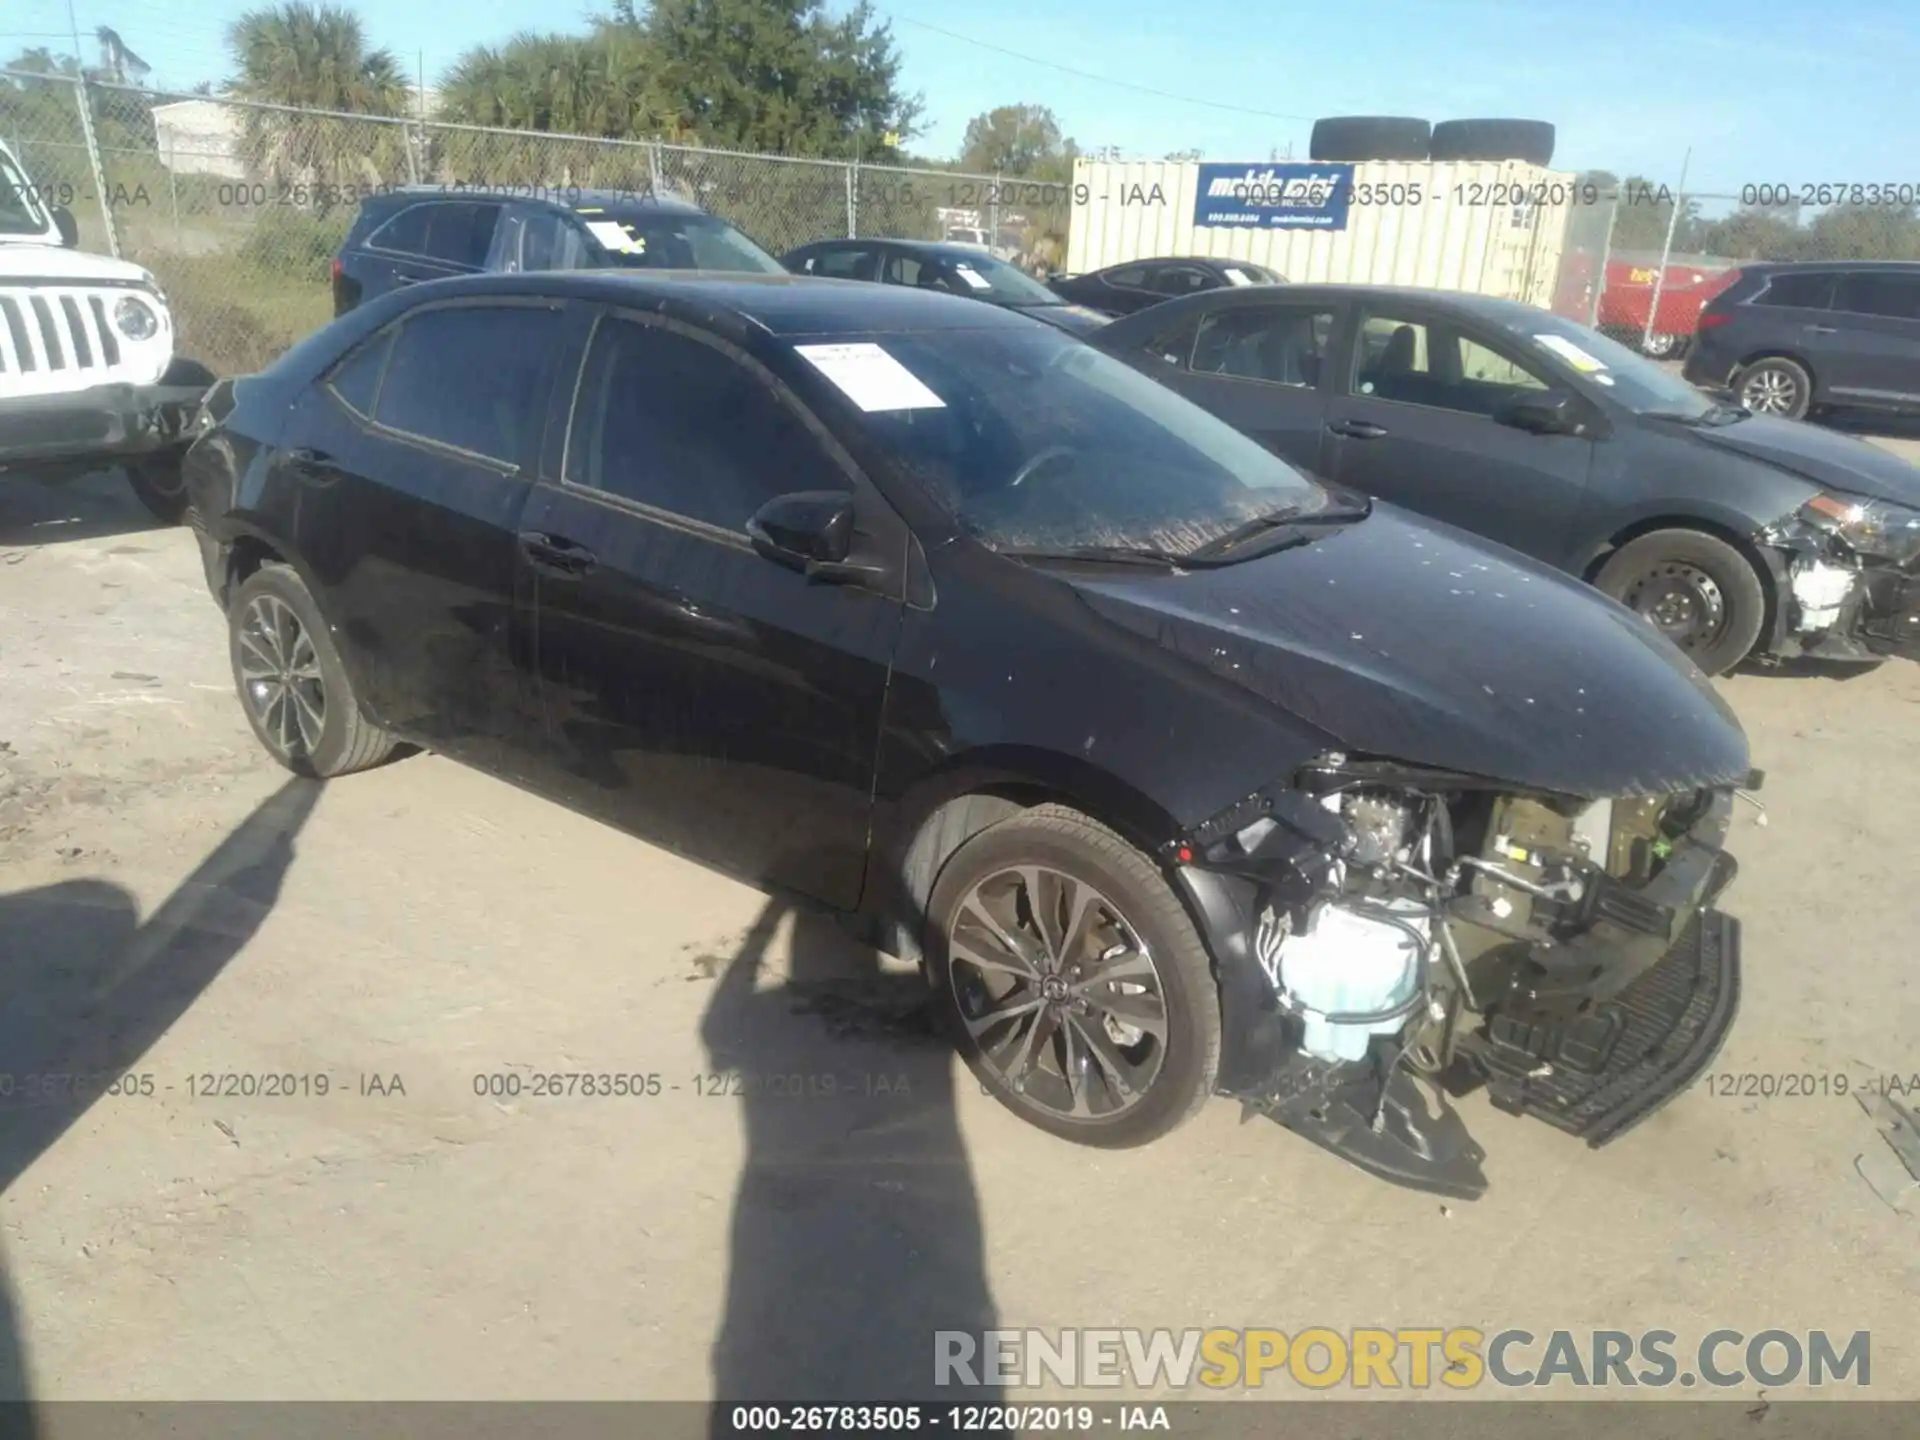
[286,446,330,466]
[518,530,597,578]
[1804,324,1838,334]
[1328,419,1388,439]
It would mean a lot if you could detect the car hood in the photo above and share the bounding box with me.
[1066,504,1750,799]
[1674,413,1920,508]
[1014,301,1112,335]
[0,239,158,287]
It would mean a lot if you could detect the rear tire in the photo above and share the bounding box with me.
[227,563,399,778]
[1594,530,1768,676]
[1732,356,1812,419]
[924,803,1221,1149]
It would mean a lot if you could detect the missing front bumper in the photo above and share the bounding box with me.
[1462,908,1743,1146]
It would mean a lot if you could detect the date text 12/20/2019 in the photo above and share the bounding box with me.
[726,1405,1171,1432]
[0,1072,406,1101]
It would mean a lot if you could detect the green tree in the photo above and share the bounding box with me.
[226,2,411,193]
[958,103,1076,179]
[439,26,659,137]
[629,0,920,158]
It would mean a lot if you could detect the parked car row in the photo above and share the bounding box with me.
[12,168,1920,1202]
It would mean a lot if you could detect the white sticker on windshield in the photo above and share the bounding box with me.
[954,264,992,291]
[1222,268,1254,286]
[795,343,947,412]
[585,220,645,254]
[1533,333,1607,373]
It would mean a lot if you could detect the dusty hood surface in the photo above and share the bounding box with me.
[1674,413,1920,509]
[1069,504,1751,799]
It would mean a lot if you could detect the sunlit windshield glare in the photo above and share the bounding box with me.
[827,328,1330,557]
[1517,312,1716,417]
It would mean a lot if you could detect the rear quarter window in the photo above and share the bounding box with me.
[1754,272,1835,309]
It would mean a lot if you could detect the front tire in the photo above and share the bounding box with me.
[227,563,399,778]
[924,803,1221,1148]
[1594,530,1768,676]
[1733,356,1812,419]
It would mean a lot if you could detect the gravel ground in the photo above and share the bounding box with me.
[1,460,1917,1413]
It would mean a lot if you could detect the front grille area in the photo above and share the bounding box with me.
[0,289,128,378]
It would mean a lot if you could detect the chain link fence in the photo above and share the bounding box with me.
[11,68,1920,377]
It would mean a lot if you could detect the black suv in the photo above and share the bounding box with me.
[1683,261,1920,421]
[330,187,786,316]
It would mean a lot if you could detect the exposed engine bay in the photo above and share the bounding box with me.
[1171,753,1751,1199]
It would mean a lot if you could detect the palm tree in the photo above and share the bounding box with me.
[92,27,151,85]
[226,2,411,194]
[433,24,659,188]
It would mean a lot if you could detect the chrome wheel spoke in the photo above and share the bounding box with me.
[1083,987,1168,1041]
[1064,1011,1137,1099]
[952,896,1042,979]
[964,992,1046,1041]
[239,595,327,760]
[1072,947,1155,991]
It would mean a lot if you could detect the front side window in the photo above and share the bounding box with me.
[1352,312,1553,417]
[566,315,848,531]
[371,304,563,464]
[0,150,51,236]
[805,327,1330,558]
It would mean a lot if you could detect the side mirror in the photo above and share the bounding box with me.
[1494,389,1580,435]
[49,205,79,249]
[747,490,884,583]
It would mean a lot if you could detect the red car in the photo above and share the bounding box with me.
[1594,254,1739,358]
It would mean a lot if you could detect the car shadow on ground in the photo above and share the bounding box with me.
[0,469,167,550]
[0,777,322,1421]
[698,883,1010,1434]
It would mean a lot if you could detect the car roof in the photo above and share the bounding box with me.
[1129,281,1551,320]
[370,186,707,219]
[381,269,1041,336]
[1726,259,1920,274]
[793,238,1006,262]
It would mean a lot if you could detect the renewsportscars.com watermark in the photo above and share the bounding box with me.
[935,1328,1872,1391]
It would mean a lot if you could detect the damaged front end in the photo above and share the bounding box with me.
[1169,756,1752,1199]
[1759,492,1920,663]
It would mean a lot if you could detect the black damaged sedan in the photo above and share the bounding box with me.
[181,272,1754,1198]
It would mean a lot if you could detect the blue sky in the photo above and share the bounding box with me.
[6,0,1917,197]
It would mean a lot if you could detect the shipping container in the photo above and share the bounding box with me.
[1064,157,1588,310]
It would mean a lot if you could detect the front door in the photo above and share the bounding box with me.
[514,308,905,908]
[1321,307,1596,566]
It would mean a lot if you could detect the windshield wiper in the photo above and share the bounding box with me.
[997,544,1186,569]
[1184,501,1371,562]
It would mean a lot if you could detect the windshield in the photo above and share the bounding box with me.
[809,327,1331,557]
[910,249,1062,306]
[580,211,786,274]
[0,150,51,237]
[1512,312,1717,417]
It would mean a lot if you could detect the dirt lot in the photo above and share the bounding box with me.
[1,459,1918,1412]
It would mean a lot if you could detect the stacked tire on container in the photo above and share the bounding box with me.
[1306,117,1556,166]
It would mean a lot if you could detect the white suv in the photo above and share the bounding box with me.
[2,140,212,522]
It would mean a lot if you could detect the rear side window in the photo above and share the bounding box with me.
[1833,272,1920,321]
[564,315,848,530]
[1105,266,1149,288]
[1754,272,1835,309]
[370,201,503,268]
[326,328,394,416]
[808,247,880,281]
[371,304,563,465]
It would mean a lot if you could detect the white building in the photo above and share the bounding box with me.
[149,89,439,181]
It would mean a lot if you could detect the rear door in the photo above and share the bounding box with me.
[1742,269,1843,390]
[1321,305,1597,565]
[1145,299,1342,476]
[276,296,570,774]
[513,307,908,908]
[1826,270,1920,406]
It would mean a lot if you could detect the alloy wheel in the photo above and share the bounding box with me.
[946,865,1168,1122]
[1739,366,1800,415]
[236,593,327,762]
[1622,560,1729,654]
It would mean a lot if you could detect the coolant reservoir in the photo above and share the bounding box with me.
[1279,898,1429,1064]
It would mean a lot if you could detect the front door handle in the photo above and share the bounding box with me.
[1804,324,1838,334]
[519,530,597,578]
[1329,418,1388,440]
